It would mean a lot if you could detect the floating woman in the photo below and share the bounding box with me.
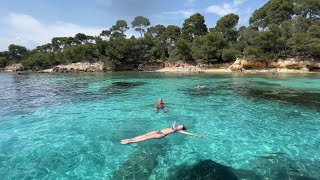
[120,121,204,144]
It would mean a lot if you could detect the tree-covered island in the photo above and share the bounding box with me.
[0,0,319,72]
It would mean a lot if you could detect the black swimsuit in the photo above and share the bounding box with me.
[156,126,176,136]
[156,130,166,136]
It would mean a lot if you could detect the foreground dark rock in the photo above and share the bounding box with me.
[172,159,262,180]
[173,159,239,180]
[111,143,167,180]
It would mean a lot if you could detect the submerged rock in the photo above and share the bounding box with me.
[111,82,146,88]
[180,87,215,97]
[235,85,320,111]
[111,143,167,180]
[102,81,146,94]
[254,153,320,180]
[173,159,239,180]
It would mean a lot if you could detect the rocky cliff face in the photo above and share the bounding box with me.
[52,61,113,72]
[4,63,24,72]
[229,58,320,72]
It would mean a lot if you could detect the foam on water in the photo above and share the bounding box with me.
[0,72,319,179]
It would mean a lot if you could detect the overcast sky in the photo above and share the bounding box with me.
[0,0,268,51]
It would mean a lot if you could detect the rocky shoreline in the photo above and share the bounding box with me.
[2,57,320,74]
[151,57,320,73]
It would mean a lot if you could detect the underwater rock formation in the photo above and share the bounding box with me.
[254,153,319,180]
[111,143,167,180]
[110,82,146,88]
[172,159,268,180]
[102,81,146,95]
[173,159,239,180]
[234,85,320,111]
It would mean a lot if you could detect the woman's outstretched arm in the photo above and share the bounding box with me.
[172,121,176,129]
[178,130,204,138]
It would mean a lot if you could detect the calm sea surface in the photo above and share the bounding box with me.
[0,72,319,179]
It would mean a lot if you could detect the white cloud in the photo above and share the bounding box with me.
[163,9,195,18]
[9,13,42,30]
[96,0,112,7]
[151,9,195,22]
[0,13,104,51]
[125,28,141,38]
[206,4,235,16]
[206,0,247,17]
[233,0,246,6]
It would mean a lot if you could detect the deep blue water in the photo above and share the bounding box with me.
[0,72,319,179]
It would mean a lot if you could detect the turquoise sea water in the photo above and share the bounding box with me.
[0,72,319,179]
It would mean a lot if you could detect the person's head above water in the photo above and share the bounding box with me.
[158,98,163,103]
[177,125,186,131]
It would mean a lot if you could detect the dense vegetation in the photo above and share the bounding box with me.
[0,0,319,70]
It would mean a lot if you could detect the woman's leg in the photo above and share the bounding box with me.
[121,132,165,144]
[125,131,157,141]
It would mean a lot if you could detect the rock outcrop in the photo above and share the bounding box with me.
[228,58,320,72]
[4,63,24,72]
[53,61,112,72]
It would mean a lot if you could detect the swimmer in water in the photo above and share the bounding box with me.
[154,98,168,113]
[195,85,205,90]
[120,121,204,144]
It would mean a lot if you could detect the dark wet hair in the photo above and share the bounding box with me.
[182,125,186,130]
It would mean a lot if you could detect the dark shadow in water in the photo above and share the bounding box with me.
[253,153,319,180]
[111,141,168,180]
[170,159,261,180]
[234,84,320,111]
[180,84,232,97]
[180,78,319,111]
[101,81,146,95]
[180,80,282,98]
[181,86,220,97]
[170,157,319,180]
[2,74,148,112]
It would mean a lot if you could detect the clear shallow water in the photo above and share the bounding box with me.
[0,72,319,179]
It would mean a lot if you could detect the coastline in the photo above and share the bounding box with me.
[149,67,319,74]
[2,58,320,74]
[2,67,319,74]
